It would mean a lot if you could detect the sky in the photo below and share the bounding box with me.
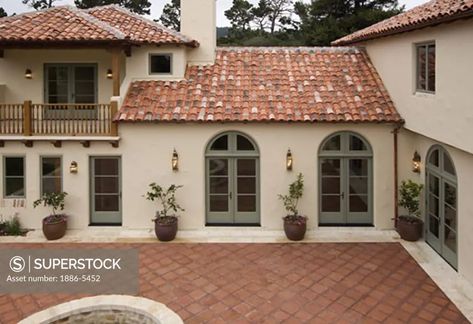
[0,0,429,26]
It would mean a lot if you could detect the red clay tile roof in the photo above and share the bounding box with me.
[0,5,197,47]
[118,47,401,123]
[333,0,473,45]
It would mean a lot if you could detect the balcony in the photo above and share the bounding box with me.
[0,101,119,147]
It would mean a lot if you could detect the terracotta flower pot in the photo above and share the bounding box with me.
[283,215,307,241]
[397,215,423,242]
[154,216,178,242]
[42,215,67,241]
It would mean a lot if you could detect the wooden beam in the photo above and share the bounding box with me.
[110,101,118,137]
[111,48,121,97]
[80,140,91,148]
[23,100,32,136]
[51,140,62,148]
[22,140,33,147]
[124,46,132,57]
[110,140,119,148]
[0,140,4,147]
[0,50,4,58]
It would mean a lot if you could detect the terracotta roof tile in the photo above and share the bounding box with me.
[0,5,197,47]
[333,0,473,45]
[119,47,402,123]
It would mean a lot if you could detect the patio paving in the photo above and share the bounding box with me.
[0,242,469,323]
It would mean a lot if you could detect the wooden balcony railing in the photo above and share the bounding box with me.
[0,101,118,136]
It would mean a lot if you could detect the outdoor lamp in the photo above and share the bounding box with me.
[412,151,421,173]
[106,69,113,79]
[286,149,293,171]
[172,149,179,171]
[69,161,78,174]
[25,69,32,79]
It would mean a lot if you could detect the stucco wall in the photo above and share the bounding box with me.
[0,49,114,104]
[363,19,473,154]
[398,129,473,283]
[0,123,396,231]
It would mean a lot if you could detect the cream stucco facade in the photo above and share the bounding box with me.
[0,123,396,231]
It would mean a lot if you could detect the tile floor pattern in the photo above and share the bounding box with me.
[0,242,469,324]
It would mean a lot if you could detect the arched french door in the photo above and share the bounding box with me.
[426,146,458,269]
[205,132,260,226]
[318,132,373,225]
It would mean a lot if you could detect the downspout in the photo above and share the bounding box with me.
[392,122,403,229]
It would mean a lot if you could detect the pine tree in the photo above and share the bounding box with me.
[159,0,180,31]
[0,7,7,17]
[22,0,58,10]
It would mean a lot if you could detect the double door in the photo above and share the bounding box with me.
[319,157,372,225]
[206,157,259,225]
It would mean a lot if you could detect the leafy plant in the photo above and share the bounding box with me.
[399,180,423,218]
[278,173,305,218]
[0,214,25,236]
[33,192,68,219]
[145,183,184,223]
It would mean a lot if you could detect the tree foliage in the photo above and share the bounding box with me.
[159,0,180,31]
[145,183,185,220]
[278,173,304,216]
[399,180,423,218]
[74,0,152,15]
[22,0,59,10]
[0,7,7,17]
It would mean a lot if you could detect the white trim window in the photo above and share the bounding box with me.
[4,157,25,198]
[416,42,436,93]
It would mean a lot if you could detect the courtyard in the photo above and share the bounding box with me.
[0,242,469,323]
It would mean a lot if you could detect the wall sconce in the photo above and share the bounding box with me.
[172,149,179,171]
[69,161,78,174]
[25,69,32,79]
[286,149,293,171]
[106,69,113,79]
[412,151,421,173]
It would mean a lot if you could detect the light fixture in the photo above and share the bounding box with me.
[286,149,293,171]
[172,149,179,171]
[412,151,421,173]
[25,69,32,79]
[69,161,78,174]
[106,69,113,79]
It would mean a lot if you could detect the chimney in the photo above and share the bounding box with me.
[181,0,217,65]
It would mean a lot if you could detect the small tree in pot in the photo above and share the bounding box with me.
[145,183,184,242]
[278,173,307,241]
[398,180,424,241]
[33,192,68,240]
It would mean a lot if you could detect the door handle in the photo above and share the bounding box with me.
[229,192,232,199]
[340,192,345,199]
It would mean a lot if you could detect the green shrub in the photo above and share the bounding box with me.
[399,180,424,217]
[0,215,25,236]
[278,173,304,217]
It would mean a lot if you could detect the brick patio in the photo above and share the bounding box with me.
[0,243,468,323]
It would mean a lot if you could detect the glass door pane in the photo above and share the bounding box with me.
[73,65,97,119]
[208,159,231,216]
[442,180,457,267]
[428,174,440,239]
[320,158,344,224]
[91,157,121,224]
[347,158,371,224]
[47,65,69,104]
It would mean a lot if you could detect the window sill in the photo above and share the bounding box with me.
[413,91,436,98]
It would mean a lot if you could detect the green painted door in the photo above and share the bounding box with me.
[426,147,457,269]
[319,157,372,225]
[90,157,122,225]
[206,157,259,225]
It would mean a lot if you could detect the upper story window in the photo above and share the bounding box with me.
[45,64,97,104]
[149,54,172,74]
[416,42,436,93]
[3,157,25,198]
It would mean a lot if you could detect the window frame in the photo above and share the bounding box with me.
[40,156,63,195]
[148,53,173,75]
[44,63,98,104]
[415,41,436,94]
[3,156,26,198]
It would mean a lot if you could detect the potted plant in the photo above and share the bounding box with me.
[398,180,424,241]
[33,192,68,241]
[278,173,307,241]
[145,183,184,242]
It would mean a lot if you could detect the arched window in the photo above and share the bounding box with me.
[205,132,259,225]
[426,145,457,269]
[318,132,373,225]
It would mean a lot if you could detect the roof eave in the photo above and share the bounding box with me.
[332,9,473,46]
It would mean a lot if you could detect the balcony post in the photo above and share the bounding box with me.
[23,100,32,136]
[110,101,118,137]
[111,48,121,97]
